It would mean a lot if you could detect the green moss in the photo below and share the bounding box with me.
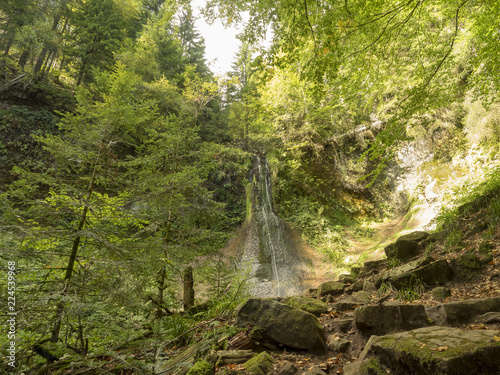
[186,360,212,375]
[283,296,329,316]
[360,358,386,375]
[457,252,482,270]
[243,351,273,375]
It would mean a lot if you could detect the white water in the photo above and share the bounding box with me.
[238,156,306,297]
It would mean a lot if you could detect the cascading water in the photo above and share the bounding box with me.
[237,156,307,297]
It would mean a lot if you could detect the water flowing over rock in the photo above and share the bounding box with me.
[237,156,308,297]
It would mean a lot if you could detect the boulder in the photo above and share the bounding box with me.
[279,362,298,375]
[329,318,353,333]
[317,281,345,297]
[354,303,430,334]
[384,239,419,261]
[243,352,273,375]
[235,298,326,350]
[343,358,385,375]
[282,296,329,317]
[397,231,429,243]
[345,280,364,294]
[366,326,500,374]
[303,366,327,375]
[430,297,500,325]
[326,335,350,352]
[384,256,454,288]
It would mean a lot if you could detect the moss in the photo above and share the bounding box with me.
[243,351,273,375]
[457,252,482,270]
[360,358,386,375]
[186,360,212,375]
[283,296,329,316]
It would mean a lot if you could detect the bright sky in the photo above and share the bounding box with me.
[191,0,244,75]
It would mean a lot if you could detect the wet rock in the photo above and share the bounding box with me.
[432,286,451,301]
[429,297,500,325]
[385,239,419,261]
[317,281,345,297]
[282,296,329,317]
[243,351,273,375]
[354,303,430,334]
[235,298,326,350]
[384,256,454,288]
[366,326,500,374]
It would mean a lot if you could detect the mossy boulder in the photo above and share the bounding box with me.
[186,360,213,375]
[431,287,451,301]
[283,296,329,317]
[368,326,500,374]
[397,231,429,243]
[317,281,345,297]
[235,298,326,350]
[243,351,273,375]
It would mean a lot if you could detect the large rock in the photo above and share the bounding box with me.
[384,239,419,261]
[429,297,500,325]
[235,298,326,350]
[364,326,500,374]
[384,256,454,288]
[354,303,430,334]
[397,231,429,243]
[316,281,345,297]
[243,351,273,375]
[282,296,329,317]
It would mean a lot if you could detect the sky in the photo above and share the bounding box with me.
[191,0,245,75]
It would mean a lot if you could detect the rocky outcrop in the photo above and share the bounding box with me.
[384,231,430,261]
[353,326,500,375]
[235,298,326,350]
[354,303,430,334]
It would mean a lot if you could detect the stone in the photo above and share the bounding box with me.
[475,312,500,324]
[397,231,429,243]
[303,365,327,375]
[384,239,419,261]
[354,303,430,334]
[327,336,350,352]
[385,257,454,289]
[317,281,345,297]
[243,352,273,375]
[345,280,364,294]
[353,291,372,304]
[282,296,329,317]
[363,279,378,292]
[302,288,318,298]
[338,274,356,284]
[343,358,386,375]
[330,318,354,332]
[216,350,254,364]
[279,362,298,375]
[330,301,363,313]
[368,326,500,374]
[432,287,451,301]
[186,360,212,375]
[431,297,500,324]
[235,298,326,350]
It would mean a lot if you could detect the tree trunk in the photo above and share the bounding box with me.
[50,145,103,343]
[183,266,194,312]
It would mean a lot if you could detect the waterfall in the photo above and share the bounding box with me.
[237,156,306,297]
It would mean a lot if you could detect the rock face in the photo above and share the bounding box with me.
[361,326,500,375]
[354,303,430,334]
[235,298,326,350]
